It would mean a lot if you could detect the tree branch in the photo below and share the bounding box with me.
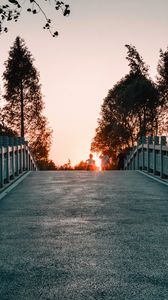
[0,0,70,36]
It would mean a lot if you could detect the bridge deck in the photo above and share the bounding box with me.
[0,171,168,300]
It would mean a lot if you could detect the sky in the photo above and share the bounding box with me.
[0,0,168,166]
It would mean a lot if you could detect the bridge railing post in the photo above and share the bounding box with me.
[28,152,31,170]
[0,146,4,188]
[132,149,136,170]
[161,136,166,146]
[16,146,19,176]
[0,135,37,190]
[153,136,159,175]
[153,143,156,175]
[10,147,14,180]
[160,143,163,178]
[17,137,22,174]
[9,137,15,180]
[20,147,23,173]
[138,148,140,169]
[142,136,146,170]
[25,141,28,171]
[147,136,153,173]
[23,145,26,171]
[147,138,149,172]
[160,136,166,178]
[123,135,168,176]
[2,136,10,184]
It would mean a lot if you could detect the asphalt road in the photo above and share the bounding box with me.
[0,171,168,300]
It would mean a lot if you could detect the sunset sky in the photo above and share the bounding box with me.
[0,0,168,166]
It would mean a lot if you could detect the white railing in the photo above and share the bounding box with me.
[0,136,37,189]
[124,136,168,178]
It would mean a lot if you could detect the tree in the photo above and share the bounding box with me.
[91,78,135,155]
[74,160,88,170]
[2,36,52,165]
[28,116,52,162]
[0,103,17,136]
[91,89,132,154]
[125,44,149,76]
[157,48,168,103]
[91,45,159,157]
[3,36,44,137]
[124,45,159,138]
[0,123,17,136]
[157,47,168,134]
[0,0,70,37]
[62,159,73,170]
[37,159,57,170]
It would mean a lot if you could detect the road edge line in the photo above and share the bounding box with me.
[0,171,32,200]
[137,170,168,187]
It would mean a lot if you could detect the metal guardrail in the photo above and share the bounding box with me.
[0,135,37,189]
[124,136,168,178]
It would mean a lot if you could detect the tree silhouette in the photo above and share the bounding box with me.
[2,36,52,166]
[37,159,57,170]
[157,48,168,104]
[157,47,168,134]
[3,36,44,137]
[0,0,70,37]
[74,160,88,170]
[91,45,159,156]
[125,44,149,76]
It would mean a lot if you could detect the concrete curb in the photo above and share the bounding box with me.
[137,170,168,187]
[0,171,32,200]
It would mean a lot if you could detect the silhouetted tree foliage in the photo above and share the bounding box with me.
[0,123,17,136]
[60,159,73,170]
[2,36,52,165]
[157,47,168,134]
[0,104,17,135]
[91,45,159,157]
[0,0,70,37]
[28,116,53,165]
[125,44,149,76]
[3,36,44,137]
[74,160,88,170]
[37,159,57,170]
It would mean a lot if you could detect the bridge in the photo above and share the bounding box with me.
[125,135,168,180]
[0,135,36,192]
[0,136,168,299]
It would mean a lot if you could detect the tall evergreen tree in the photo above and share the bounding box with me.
[3,36,44,137]
[2,36,52,166]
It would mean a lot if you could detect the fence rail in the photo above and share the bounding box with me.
[0,136,37,189]
[124,136,168,178]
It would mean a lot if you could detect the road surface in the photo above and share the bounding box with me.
[0,171,168,299]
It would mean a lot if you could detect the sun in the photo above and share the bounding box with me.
[93,154,101,170]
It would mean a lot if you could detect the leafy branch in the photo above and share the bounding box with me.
[0,0,70,37]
